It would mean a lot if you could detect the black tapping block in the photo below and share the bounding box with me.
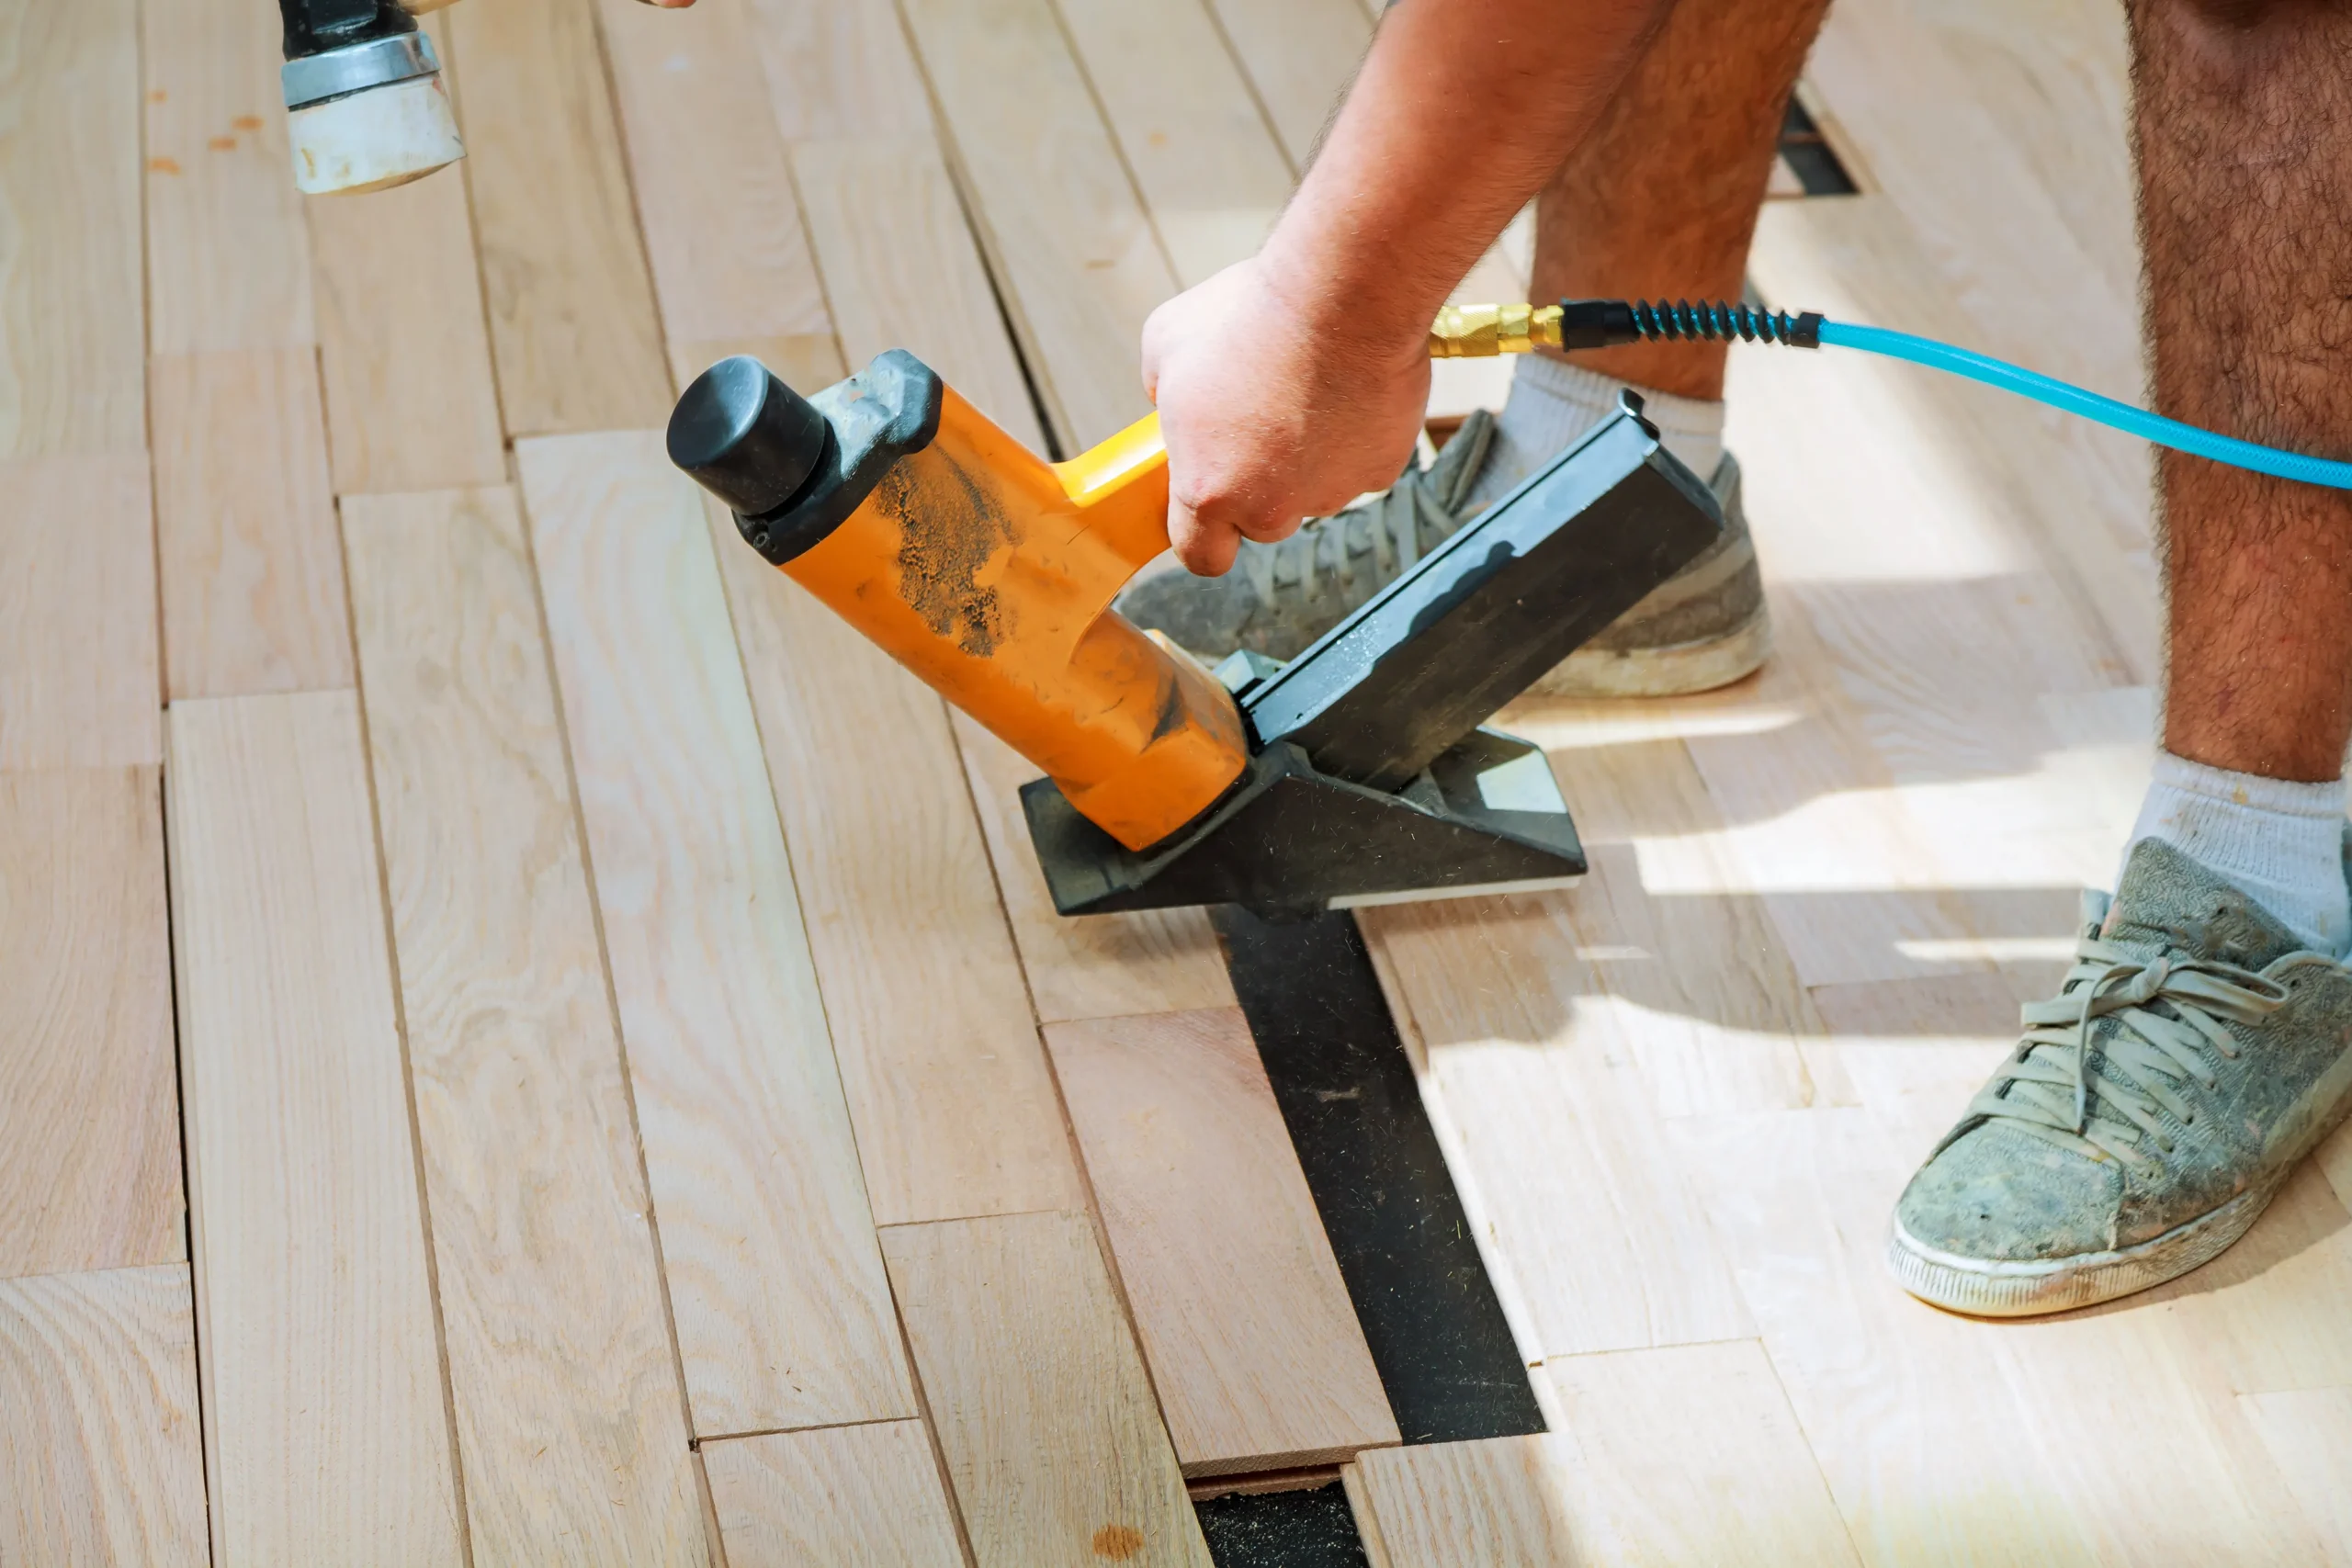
[1245,394,1724,792]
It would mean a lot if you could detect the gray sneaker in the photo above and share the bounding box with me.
[1113,409,1770,697]
[1888,835,2352,1317]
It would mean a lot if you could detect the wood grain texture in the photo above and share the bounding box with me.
[1541,1341,1861,1566]
[882,1210,1216,1568]
[0,1265,208,1566]
[2240,1386,2352,1564]
[345,485,711,1563]
[1202,0,1369,174]
[1348,1437,1582,1568]
[0,0,145,457]
[599,0,832,372]
[150,348,355,699]
[709,508,1081,1225]
[789,135,1046,448]
[1358,897,1754,1359]
[898,0,1178,447]
[166,689,465,1566]
[742,0,933,141]
[308,159,507,496]
[141,0,313,353]
[519,431,913,1436]
[1042,1007,1396,1475]
[1055,0,1293,288]
[445,0,672,435]
[0,455,160,769]
[704,1419,966,1568]
[0,769,180,1280]
[954,712,1236,1023]
[1681,1106,2328,1566]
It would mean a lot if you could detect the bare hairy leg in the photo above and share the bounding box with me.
[1529,0,1834,400]
[2132,0,2352,784]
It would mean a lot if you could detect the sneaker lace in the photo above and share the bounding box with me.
[1239,462,1463,607]
[1973,930,2288,1168]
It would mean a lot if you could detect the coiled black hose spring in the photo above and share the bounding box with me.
[1558,298,1823,351]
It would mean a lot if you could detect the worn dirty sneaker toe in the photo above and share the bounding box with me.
[1887,835,2352,1317]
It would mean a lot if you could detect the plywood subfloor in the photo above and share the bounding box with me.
[5,0,2348,1562]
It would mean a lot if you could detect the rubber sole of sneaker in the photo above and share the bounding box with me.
[1527,607,1770,700]
[1884,1177,2285,1319]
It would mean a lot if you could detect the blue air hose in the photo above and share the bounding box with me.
[1556,299,2352,491]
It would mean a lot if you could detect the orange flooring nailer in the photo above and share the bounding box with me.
[666,307,1723,918]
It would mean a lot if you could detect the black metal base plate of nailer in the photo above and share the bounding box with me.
[1023,729,1586,918]
[1022,394,1724,918]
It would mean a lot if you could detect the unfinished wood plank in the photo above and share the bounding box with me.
[2161,1161,2352,1397]
[883,1210,1215,1568]
[446,0,673,435]
[0,0,144,457]
[599,0,833,386]
[519,431,913,1435]
[2241,1387,2352,1565]
[1356,898,1755,1359]
[1340,1463,1396,1568]
[704,1419,966,1568]
[1203,0,1369,173]
[0,769,180,1280]
[709,509,1080,1225]
[167,689,464,1565]
[789,135,1046,448]
[1043,1007,1396,1476]
[141,0,313,353]
[0,1265,208,1566]
[345,485,710,1562]
[150,348,355,699]
[899,0,1178,447]
[0,455,160,769]
[308,157,507,495]
[1348,1437,1582,1568]
[954,712,1236,1023]
[1056,0,1293,288]
[1541,1341,1861,1566]
[742,0,933,141]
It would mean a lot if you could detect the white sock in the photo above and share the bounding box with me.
[1464,355,1727,511]
[2124,750,2351,955]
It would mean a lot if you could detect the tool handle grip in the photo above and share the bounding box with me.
[1054,411,1170,571]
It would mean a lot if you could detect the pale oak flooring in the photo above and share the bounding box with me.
[0,0,2346,1563]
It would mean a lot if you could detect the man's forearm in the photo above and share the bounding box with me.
[1258,0,1671,353]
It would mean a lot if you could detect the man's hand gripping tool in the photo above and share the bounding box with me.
[667,348,1725,918]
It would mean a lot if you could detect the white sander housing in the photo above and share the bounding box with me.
[280,3,463,196]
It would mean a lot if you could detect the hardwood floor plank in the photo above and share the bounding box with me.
[0,770,180,1280]
[141,0,313,355]
[882,1210,1215,1568]
[345,485,711,1563]
[445,0,673,435]
[308,154,507,495]
[0,455,160,769]
[709,509,1081,1225]
[1201,0,1370,174]
[1055,0,1293,288]
[789,135,1046,448]
[1541,1341,1862,1566]
[1347,1437,1582,1567]
[1042,1007,1397,1476]
[1355,899,1755,1358]
[2241,1387,2352,1565]
[898,0,1178,447]
[599,0,834,387]
[0,0,144,457]
[519,431,913,1436]
[166,689,465,1565]
[743,0,933,141]
[150,348,355,699]
[0,1265,207,1566]
[704,1419,966,1568]
[954,713,1236,1023]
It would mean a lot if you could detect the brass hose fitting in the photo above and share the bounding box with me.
[1428,302,1564,358]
